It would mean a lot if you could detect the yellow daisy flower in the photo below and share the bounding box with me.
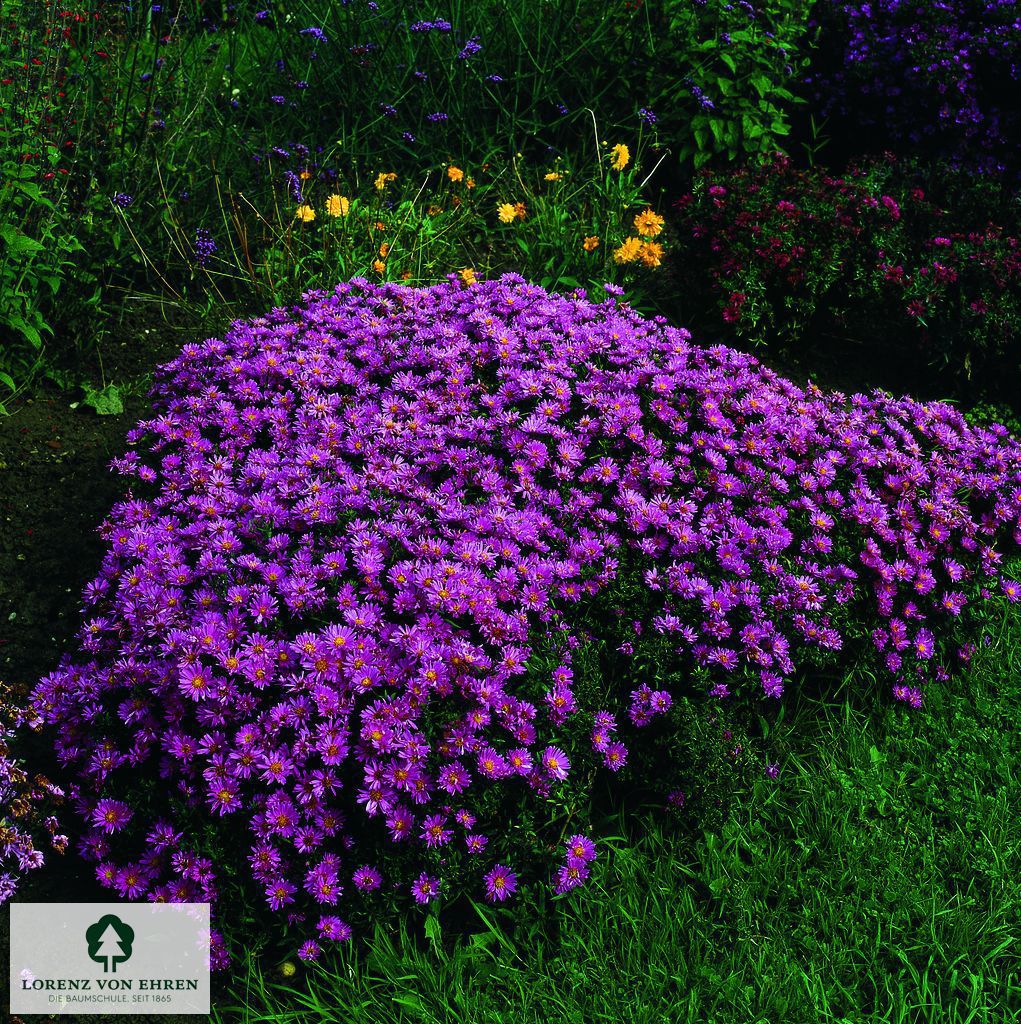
[639,241,664,267]
[299,170,312,181]
[613,237,642,264]
[544,172,562,182]
[634,208,664,237]
[513,202,527,220]
[379,242,390,258]
[447,166,465,183]
[583,236,600,252]
[372,258,386,274]
[295,204,316,223]
[325,194,350,217]
[466,177,476,189]
[460,267,477,285]
[610,144,630,171]
[374,172,397,191]
[497,202,517,224]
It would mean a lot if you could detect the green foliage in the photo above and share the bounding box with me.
[0,0,817,393]
[654,0,816,168]
[81,382,125,416]
[0,0,107,395]
[166,130,672,312]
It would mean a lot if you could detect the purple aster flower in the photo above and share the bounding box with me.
[352,865,382,893]
[553,862,590,894]
[603,742,628,772]
[266,878,297,910]
[465,833,488,854]
[317,915,352,941]
[411,872,440,905]
[540,746,570,781]
[483,864,517,902]
[91,799,133,834]
[297,939,321,961]
[565,834,597,867]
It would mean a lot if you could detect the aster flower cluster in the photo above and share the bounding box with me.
[31,274,1021,957]
[1,685,66,904]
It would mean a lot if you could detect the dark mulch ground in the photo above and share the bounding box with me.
[0,317,189,691]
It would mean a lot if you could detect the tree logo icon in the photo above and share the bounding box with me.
[86,914,135,973]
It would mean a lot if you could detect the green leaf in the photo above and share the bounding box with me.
[423,909,443,955]
[0,223,45,256]
[82,383,124,416]
[749,75,771,98]
[0,370,15,392]
[11,179,53,207]
[4,313,43,348]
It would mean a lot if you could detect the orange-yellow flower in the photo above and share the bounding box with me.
[460,267,477,285]
[400,270,413,280]
[295,204,316,223]
[447,165,464,183]
[544,172,562,182]
[466,177,475,189]
[583,236,600,252]
[634,208,664,237]
[325,194,350,217]
[513,202,527,220]
[372,258,386,274]
[299,169,312,181]
[639,241,664,267]
[379,242,391,258]
[374,172,397,191]
[497,202,517,224]
[610,143,630,171]
[426,203,442,216]
[613,236,642,264]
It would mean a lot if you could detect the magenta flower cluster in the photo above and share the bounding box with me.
[31,274,1021,959]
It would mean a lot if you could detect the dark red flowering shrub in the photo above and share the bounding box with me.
[673,155,1021,406]
[31,274,1021,961]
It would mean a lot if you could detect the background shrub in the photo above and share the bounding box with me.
[672,154,1021,406]
[806,0,1021,176]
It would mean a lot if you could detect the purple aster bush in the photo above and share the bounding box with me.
[31,274,1021,959]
